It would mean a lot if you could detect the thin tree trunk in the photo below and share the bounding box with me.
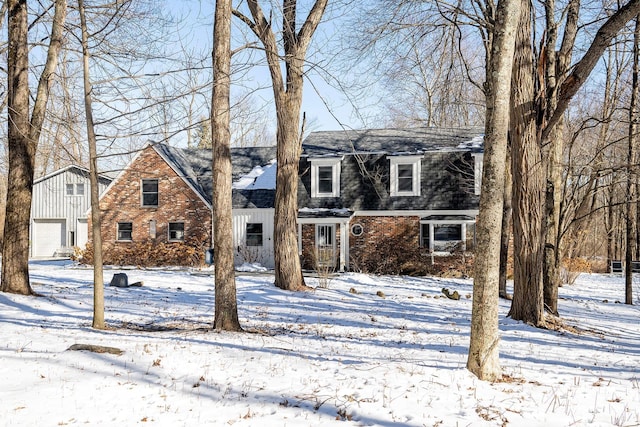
[213,0,242,330]
[543,122,563,316]
[508,0,546,327]
[499,146,513,300]
[626,15,640,305]
[78,0,105,329]
[2,0,66,295]
[467,0,521,381]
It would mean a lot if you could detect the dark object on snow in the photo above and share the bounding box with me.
[441,288,460,300]
[110,273,128,287]
[67,343,123,355]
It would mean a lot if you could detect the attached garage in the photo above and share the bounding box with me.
[32,219,66,257]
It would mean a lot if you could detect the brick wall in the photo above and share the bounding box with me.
[91,145,212,264]
[348,216,420,264]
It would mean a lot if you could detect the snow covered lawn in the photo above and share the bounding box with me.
[1,260,639,426]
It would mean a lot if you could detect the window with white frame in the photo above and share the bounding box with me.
[76,183,85,196]
[389,156,422,196]
[310,158,341,198]
[168,222,185,241]
[117,222,133,241]
[141,179,159,207]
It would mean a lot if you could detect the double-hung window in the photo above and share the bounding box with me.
[389,156,422,196]
[141,179,159,207]
[117,222,133,241]
[310,158,341,198]
[66,183,84,196]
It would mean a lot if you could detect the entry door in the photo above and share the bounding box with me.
[315,224,335,267]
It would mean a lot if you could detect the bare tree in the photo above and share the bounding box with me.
[233,0,328,291]
[77,0,105,329]
[467,0,521,381]
[626,14,640,305]
[508,0,640,325]
[212,0,242,331]
[2,0,66,295]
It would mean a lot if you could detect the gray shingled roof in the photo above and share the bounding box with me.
[152,143,277,207]
[301,127,484,157]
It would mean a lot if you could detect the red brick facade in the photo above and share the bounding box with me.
[93,146,212,260]
[349,215,420,262]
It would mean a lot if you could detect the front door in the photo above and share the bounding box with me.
[315,224,335,267]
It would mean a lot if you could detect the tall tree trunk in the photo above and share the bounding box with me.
[236,0,328,291]
[2,0,33,295]
[467,0,521,381]
[78,0,105,329]
[273,101,306,290]
[508,0,546,326]
[626,14,640,305]
[2,0,66,295]
[213,0,242,330]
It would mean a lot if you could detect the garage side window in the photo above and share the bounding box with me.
[117,222,133,241]
[246,223,263,246]
[141,179,159,207]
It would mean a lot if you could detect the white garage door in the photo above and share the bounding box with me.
[33,219,65,257]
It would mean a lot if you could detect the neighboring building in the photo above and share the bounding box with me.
[31,165,112,257]
[96,127,483,269]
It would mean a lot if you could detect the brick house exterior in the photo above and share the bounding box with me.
[97,145,213,262]
[96,127,483,270]
[94,143,277,267]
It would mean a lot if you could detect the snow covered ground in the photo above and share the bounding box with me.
[1,260,639,426]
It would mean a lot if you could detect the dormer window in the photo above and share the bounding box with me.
[389,156,422,196]
[310,158,341,198]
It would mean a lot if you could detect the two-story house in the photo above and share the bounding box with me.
[93,127,483,269]
[297,127,483,271]
[31,165,112,257]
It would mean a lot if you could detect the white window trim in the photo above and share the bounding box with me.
[117,222,133,242]
[388,155,422,197]
[141,178,159,207]
[310,158,342,198]
[472,153,483,196]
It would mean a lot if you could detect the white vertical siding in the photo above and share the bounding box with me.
[31,166,111,255]
[232,209,275,269]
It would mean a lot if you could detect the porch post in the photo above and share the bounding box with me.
[339,222,346,272]
[461,223,467,251]
[429,223,435,252]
